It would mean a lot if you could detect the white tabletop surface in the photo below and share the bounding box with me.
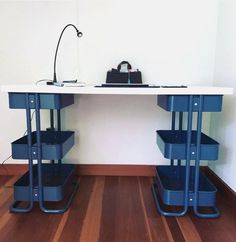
[0,84,234,95]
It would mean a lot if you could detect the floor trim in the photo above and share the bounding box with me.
[76,165,156,176]
[0,164,156,176]
[201,166,236,203]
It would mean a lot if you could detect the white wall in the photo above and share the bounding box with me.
[0,0,78,163]
[210,0,236,191]
[78,0,218,84]
[0,1,219,166]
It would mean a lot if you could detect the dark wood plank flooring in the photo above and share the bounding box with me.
[0,176,235,242]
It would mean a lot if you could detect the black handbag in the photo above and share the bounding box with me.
[106,61,142,84]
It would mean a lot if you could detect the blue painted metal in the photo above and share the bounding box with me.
[170,112,176,166]
[35,93,45,211]
[157,95,223,112]
[193,95,220,218]
[179,112,183,130]
[9,93,74,109]
[178,112,183,166]
[10,94,34,213]
[10,92,77,213]
[57,109,62,164]
[50,109,54,129]
[153,166,217,206]
[171,112,176,130]
[153,95,194,216]
[182,95,193,215]
[14,164,76,202]
[34,93,78,213]
[57,109,61,132]
[12,131,75,160]
[156,130,219,160]
[153,94,220,218]
[50,109,55,164]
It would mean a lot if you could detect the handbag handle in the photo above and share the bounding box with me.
[117,61,132,71]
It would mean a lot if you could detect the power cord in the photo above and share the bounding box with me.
[36,79,52,85]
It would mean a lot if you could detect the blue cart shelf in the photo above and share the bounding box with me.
[12,131,74,160]
[8,93,78,214]
[152,95,221,218]
[153,166,217,207]
[9,93,74,109]
[14,164,75,202]
[156,130,219,160]
[157,95,222,112]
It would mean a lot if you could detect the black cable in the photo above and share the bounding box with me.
[1,155,12,165]
[0,155,11,176]
[22,111,35,136]
[36,79,52,85]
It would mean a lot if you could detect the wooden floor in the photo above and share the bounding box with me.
[0,175,235,242]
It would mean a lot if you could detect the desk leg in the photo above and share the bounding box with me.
[35,94,78,214]
[193,95,220,218]
[170,112,183,167]
[170,112,176,166]
[50,109,55,164]
[57,109,62,165]
[152,96,193,216]
[177,112,183,166]
[10,94,34,213]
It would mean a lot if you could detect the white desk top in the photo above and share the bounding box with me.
[0,84,234,95]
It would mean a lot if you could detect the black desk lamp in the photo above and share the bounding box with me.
[51,24,83,85]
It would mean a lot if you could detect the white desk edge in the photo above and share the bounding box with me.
[0,84,234,95]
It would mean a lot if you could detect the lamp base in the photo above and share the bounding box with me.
[46,81,64,87]
[46,81,54,85]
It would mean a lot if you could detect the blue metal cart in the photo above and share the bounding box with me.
[152,95,221,218]
[9,93,78,213]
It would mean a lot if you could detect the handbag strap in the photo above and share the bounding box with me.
[117,61,132,71]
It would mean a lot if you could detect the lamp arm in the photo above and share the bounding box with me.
[53,24,83,82]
